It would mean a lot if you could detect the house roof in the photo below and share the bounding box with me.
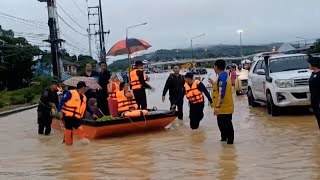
[62,60,80,66]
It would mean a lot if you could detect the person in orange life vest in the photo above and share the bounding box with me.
[116,82,138,115]
[58,81,96,146]
[108,75,120,116]
[173,72,212,130]
[130,60,152,109]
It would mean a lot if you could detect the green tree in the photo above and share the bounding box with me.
[313,39,320,53]
[0,26,41,90]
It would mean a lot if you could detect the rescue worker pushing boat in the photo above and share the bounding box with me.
[58,81,95,146]
[130,60,152,109]
[173,72,212,130]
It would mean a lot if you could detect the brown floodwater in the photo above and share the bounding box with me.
[0,70,319,180]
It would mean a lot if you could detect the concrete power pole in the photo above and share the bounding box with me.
[39,0,64,79]
[88,0,109,63]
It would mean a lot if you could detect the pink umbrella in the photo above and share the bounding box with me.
[63,76,101,90]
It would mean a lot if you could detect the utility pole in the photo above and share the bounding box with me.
[88,0,109,63]
[39,0,64,79]
[87,28,92,57]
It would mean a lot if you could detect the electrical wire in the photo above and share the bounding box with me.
[56,1,87,32]
[0,14,48,30]
[0,11,46,25]
[71,0,87,16]
[57,14,87,36]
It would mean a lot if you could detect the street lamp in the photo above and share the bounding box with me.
[125,22,148,66]
[237,29,244,61]
[191,34,205,59]
[126,22,148,39]
[296,37,307,48]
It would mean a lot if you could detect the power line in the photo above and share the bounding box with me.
[0,11,46,25]
[57,14,87,36]
[0,14,48,30]
[71,0,87,16]
[56,1,87,32]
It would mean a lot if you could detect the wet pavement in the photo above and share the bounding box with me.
[0,70,319,180]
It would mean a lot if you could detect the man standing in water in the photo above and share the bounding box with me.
[173,72,212,130]
[81,63,99,100]
[58,81,94,146]
[162,65,185,120]
[37,80,59,135]
[97,61,111,115]
[130,60,152,109]
[211,59,234,144]
[308,56,320,130]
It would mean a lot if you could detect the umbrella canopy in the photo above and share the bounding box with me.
[63,76,101,90]
[107,38,151,56]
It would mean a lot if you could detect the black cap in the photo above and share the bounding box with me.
[307,56,320,65]
[77,81,87,89]
[185,72,194,79]
[135,61,143,66]
[50,80,59,85]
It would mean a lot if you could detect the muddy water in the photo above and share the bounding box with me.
[0,70,319,180]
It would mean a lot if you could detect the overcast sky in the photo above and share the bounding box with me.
[1,0,320,62]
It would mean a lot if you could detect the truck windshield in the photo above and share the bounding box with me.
[269,56,309,73]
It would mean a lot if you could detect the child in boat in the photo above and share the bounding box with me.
[108,75,121,117]
[116,82,138,116]
[85,98,104,120]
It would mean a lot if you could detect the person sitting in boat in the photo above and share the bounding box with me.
[85,98,104,120]
[108,75,121,117]
[116,82,138,115]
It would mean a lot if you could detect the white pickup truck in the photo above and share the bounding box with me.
[247,54,311,116]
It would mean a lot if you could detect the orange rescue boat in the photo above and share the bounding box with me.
[52,110,177,139]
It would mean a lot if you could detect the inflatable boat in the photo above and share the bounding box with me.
[52,110,177,139]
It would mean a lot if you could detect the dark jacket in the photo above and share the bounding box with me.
[162,73,185,98]
[38,87,59,112]
[136,70,152,89]
[98,70,111,92]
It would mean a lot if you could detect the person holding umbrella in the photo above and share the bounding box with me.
[308,55,320,130]
[130,60,152,109]
[58,81,95,146]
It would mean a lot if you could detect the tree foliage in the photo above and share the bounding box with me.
[0,25,41,90]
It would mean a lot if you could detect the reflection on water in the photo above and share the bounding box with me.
[0,69,319,179]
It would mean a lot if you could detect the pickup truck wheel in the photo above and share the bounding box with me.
[247,89,258,107]
[266,93,280,116]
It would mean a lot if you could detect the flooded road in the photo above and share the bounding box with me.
[0,70,319,179]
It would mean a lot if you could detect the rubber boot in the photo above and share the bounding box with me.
[77,126,89,145]
[63,129,73,146]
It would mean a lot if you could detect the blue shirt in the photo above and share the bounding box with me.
[218,72,228,101]
[58,91,93,115]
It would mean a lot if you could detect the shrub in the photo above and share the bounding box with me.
[24,90,35,103]
[10,96,26,105]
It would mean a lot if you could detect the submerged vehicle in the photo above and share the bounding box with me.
[52,109,177,139]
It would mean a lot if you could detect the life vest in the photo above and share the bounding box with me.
[122,109,149,117]
[212,73,234,114]
[184,80,204,104]
[108,82,120,100]
[62,90,87,119]
[116,90,138,113]
[130,69,146,90]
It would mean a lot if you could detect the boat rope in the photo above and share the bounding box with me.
[123,111,147,128]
